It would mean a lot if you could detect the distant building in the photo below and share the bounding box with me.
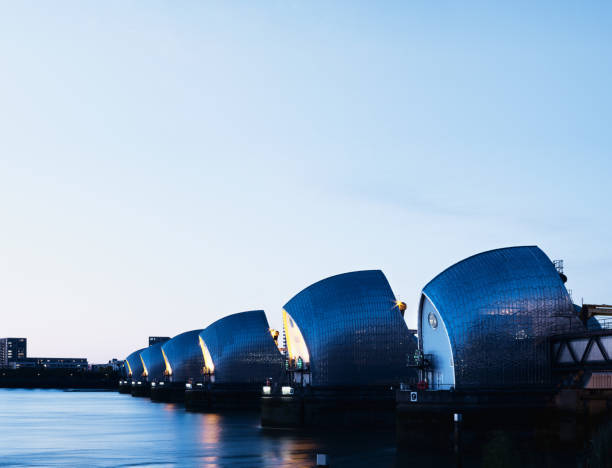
[0,338,27,367]
[1,337,89,370]
[10,357,88,369]
[107,358,122,371]
[91,359,123,372]
[149,336,170,346]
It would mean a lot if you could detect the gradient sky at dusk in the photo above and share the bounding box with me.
[1,1,610,362]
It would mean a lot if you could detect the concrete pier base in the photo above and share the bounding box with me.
[261,395,303,427]
[395,388,612,453]
[184,385,211,411]
[150,382,185,403]
[118,381,132,394]
[131,382,150,397]
[185,384,262,412]
[397,389,557,450]
[261,386,397,428]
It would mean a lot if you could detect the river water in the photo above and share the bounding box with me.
[0,389,409,467]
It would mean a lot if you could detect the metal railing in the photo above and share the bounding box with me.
[596,318,612,330]
[549,317,612,336]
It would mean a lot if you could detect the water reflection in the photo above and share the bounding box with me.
[199,413,221,447]
[253,429,315,467]
[0,390,398,467]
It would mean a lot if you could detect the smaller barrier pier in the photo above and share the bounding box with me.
[118,379,132,393]
[130,380,150,397]
[150,381,185,403]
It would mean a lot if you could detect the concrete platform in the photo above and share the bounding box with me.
[395,389,584,452]
[261,386,397,428]
[150,382,185,403]
[185,384,262,412]
[131,381,150,397]
[118,381,132,394]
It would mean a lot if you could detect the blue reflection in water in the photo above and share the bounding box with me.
[0,389,399,467]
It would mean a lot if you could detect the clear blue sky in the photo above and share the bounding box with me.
[0,1,610,362]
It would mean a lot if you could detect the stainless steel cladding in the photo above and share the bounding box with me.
[198,311,284,384]
[124,348,147,378]
[161,329,204,382]
[139,342,166,381]
[420,246,575,390]
[283,270,418,387]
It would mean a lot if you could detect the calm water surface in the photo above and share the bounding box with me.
[0,389,405,467]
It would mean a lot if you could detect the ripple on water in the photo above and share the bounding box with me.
[0,389,400,468]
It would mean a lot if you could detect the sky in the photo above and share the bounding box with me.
[0,1,610,363]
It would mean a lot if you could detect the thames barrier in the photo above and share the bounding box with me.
[113,245,612,459]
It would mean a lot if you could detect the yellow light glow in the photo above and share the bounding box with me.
[125,359,132,377]
[269,328,280,349]
[282,309,310,364]
[395,300,407,312]
[140,354,148,377]
[162,348,172,376]
[199,336,215,374]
